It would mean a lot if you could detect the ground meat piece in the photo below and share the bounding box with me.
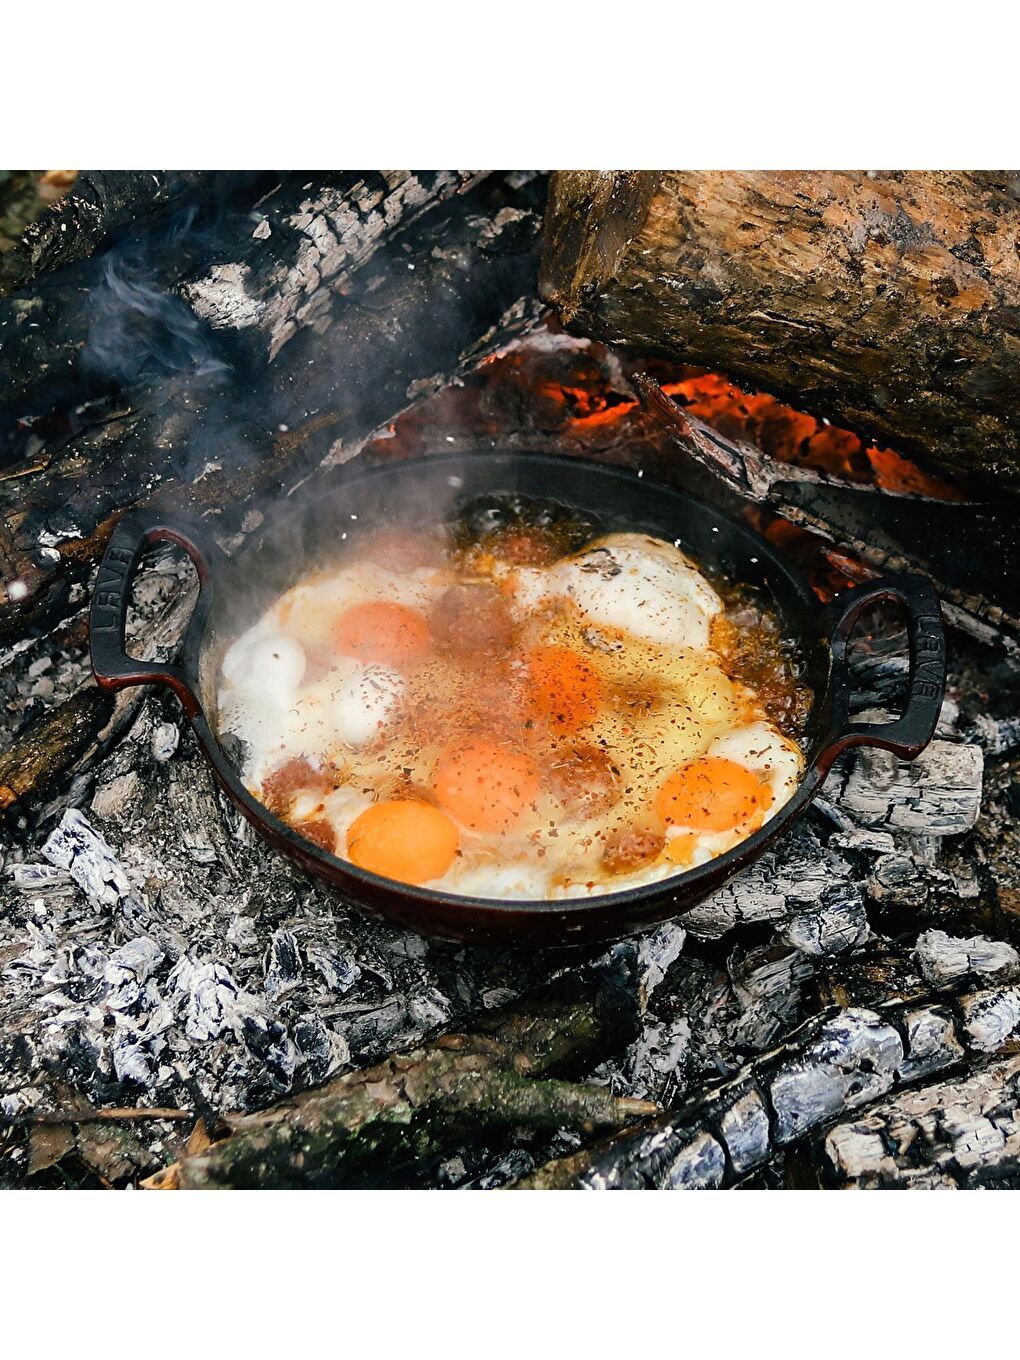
[296,818,337,854]
[548,742,621,819]
[601,825,666,874]
[261,758,331,816]
[431,583,514,658]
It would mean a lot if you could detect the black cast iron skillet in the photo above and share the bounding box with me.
[90,452,947,946]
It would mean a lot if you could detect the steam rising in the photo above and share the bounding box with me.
[82,208,228,388]
[1,172,545,650]
[84,253,227,387]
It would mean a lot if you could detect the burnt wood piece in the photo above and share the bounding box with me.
[832,729,983,836]
[0,558,199,831]
[0,685,114,816]
[0,172,202,296]
[0,172,487,430]
[512,974,1020,1189]
[681,821,871,954]
[179,170,488,363]
[541,171,1020,492]
[146,968,651,1189]
[632,374,1020,651]
[816,1052,1020,1187]
[0,174,543,644]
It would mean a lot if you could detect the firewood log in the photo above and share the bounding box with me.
[540,171,1020,492]
[0,554,198,833]
[816,1053,1020,1187]
[0,171,194,295]
[144,967,653,1189]
[631,373,1020,651]
[0,174,542,644]
[0,172,485,420]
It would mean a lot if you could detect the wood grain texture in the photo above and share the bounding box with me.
[541,171,1020,490]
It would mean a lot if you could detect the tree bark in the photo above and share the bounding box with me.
[144,969,650,1189]
[540,171,1020,492]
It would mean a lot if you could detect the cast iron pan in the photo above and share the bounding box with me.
[90,452,946,945]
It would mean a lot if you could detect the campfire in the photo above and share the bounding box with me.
[1,170,1018,1189]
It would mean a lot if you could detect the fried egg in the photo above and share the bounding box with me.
[218,565,431,778]
[216,515,806,901]
[707,721,802,811]
[275,563,441,651]
[642,722,804,875]
[506,533,724,650]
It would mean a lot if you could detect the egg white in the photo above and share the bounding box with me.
[707,721,802,817]
[284,664,404,755]
[505,532,723,651]
[443,859,555,901]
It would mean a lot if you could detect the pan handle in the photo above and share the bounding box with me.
[822,573,946,766]
[89,509,225,716]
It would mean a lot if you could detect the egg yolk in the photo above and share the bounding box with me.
[434,740,541,833]
[333,602,431,668]
[656,756,773,832]
[346,799,458,884]
[525,645,602,731]
[663,832,699,865]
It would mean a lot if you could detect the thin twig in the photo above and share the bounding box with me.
[9,1106,197,1126]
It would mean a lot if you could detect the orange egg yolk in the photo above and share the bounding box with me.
[434,740,541,833]
[346,800,458,884]
[525,645,602,731]
[333,602,431,669]
[656,756,773,832]
[663,832,699,866]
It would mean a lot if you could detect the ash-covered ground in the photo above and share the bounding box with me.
[1,544,1018,1187]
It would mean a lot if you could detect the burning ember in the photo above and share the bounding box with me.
[365,330,967,505]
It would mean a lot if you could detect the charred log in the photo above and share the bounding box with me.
[513,973,1020,1189]
[0,685,114,821]
[541,171,1020,493]
[145,967,651,1189]
[632,374,1020,651]
[179,170,488,363]
[832,725,984,835]
[0,174,542,644]
[816,1052,1020,1188]
[0,171,206,296]
[0,171,487,426]
[0,551,198,831]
